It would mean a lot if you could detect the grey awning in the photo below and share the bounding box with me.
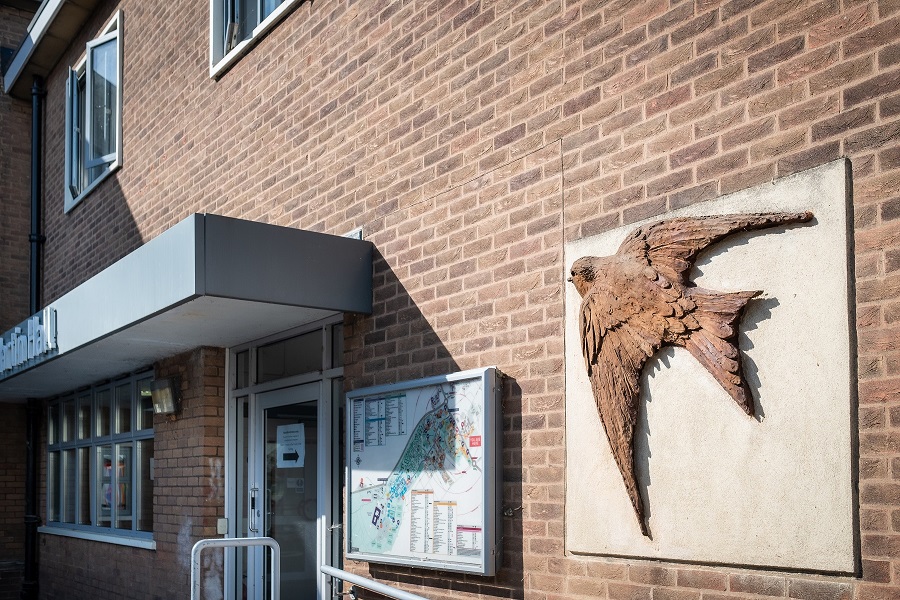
[0,214,372,399]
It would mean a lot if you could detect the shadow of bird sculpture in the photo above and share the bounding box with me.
[569,211,813,537]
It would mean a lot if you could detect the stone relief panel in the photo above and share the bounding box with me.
[564,160,856,573]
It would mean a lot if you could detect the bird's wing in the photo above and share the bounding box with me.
[579,280,665,536]
[616,212,813,284]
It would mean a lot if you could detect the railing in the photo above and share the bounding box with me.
[321,565,431,600]
[191,537,281,600]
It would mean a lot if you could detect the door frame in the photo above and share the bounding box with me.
[223,316,344,600]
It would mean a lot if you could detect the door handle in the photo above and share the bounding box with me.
[249,486,259,533]
[265,488,272,536]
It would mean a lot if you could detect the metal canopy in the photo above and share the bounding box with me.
[0,214,373,399]
[4,0,101,100]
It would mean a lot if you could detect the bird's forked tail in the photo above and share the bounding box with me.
[682,288,760,416]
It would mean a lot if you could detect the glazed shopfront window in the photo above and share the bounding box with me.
[47,372,154,542]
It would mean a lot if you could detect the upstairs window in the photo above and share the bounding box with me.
[65,12,122,212]
[210,0,301,75]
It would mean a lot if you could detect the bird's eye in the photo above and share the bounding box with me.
[570,270,575,276]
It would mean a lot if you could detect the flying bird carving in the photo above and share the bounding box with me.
[569,212,813,537]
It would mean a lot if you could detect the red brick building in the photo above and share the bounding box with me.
[0,0,897,599]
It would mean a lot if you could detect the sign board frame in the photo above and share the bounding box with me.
[345,366,501,575]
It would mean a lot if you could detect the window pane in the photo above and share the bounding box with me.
[331,323,344,368]
[261,0,284,19]
[48,404,59,446]
[115,382,131,434]
[236,0,257,44]
[97,444,112,527]
[70,71,87,196]
[257,330,321,383]
[48,452,60,522]
[115,444,132,530]
[137,378,153,430]
[136,440,153,532]
[77,395,92,439]
[62,399,76,442]
[89,38,117,163]
[96,389,111,437]
[78,447,91,525]
[62,449,76,523]
[235,350,250,389]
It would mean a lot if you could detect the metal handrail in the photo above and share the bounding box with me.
[321,565,430,600]
[191,537,281,600]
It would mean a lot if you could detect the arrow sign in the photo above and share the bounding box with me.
[276,423,305,468]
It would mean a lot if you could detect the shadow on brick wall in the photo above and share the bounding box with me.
[344,248,526,600]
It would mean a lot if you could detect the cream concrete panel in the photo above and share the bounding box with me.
[564,160,855,573]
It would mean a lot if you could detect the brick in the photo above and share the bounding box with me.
[605,27,647,60]
[722,0,758,21]
[671,138,718,168]
[845,69,900,107]
[844,16,900,58]
[748,35,805,74]
[697,148,748,180]
[723,117,776,149]
[672,11,718,46]
[729,573,786,596]
[697,16,748,55]
[722,27,776,65]
[750,0,805,27]
[648,3,695,37]
[788,579,852,600]
[883,92,900,118]
[811,105,875,141]
[694,62,744,96]
[777,141,840,176]
[722,71,775,106]
[777,94,839,130]
[881,42,900,69]
[671,53,719,87]
[777,44,840,85]
[625,35,669,68]
[777,0,840,37]
[676,569,728,591]
[809,5,872,48]
[564,86,604,117]
[844,119,900,153]
[646,84,691,116]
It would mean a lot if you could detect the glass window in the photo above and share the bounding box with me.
[115,382,131,434]
[136,378,153,431]
[65,12,122,212]
[211,0,300,72]
[257,330,322,383]
[47,371,154,540]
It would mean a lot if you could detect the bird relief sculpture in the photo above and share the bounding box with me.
[568,212,813,537]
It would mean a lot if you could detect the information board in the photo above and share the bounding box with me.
[346,367,501,575]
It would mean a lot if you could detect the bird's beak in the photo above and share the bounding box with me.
[567,276,573,283]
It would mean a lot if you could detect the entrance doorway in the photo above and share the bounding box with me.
[226,320,344,600]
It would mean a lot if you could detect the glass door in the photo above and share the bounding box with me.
[246,383,323,599]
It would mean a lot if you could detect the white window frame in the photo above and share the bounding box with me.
[209,0,302,77]
[64,11,123,213]
[42,370,155,548]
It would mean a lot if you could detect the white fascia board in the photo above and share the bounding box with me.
[3,0,65,94]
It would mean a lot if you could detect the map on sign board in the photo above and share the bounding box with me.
[346,367,500,575]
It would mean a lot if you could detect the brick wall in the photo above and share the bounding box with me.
[38,347,226,599]
[23,0,900,599]
[0,402,25,600]
[0,5,32,331]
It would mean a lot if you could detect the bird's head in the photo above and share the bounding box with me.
[568,256,602,296]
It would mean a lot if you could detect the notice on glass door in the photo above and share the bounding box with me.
[276,423,305,468]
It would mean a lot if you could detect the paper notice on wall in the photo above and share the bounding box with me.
[276,423,305,468]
